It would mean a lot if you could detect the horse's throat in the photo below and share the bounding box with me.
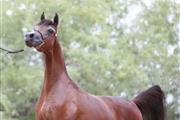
[43,39,69,93]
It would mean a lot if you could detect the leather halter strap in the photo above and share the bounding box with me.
[34,29,44,40]
[33,29,45,48]
[33,29,57,48]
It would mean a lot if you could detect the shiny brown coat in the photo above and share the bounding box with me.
[25,13,166,120]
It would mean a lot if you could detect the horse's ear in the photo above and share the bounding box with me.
[41,12,45,21]
[53,13,59,26]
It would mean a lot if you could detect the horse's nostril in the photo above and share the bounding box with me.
[29,33,34,38]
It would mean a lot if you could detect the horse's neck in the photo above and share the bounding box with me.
[43,38,70,94]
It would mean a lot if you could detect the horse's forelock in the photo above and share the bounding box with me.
[38,20,54,26]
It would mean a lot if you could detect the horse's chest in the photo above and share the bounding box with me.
[38,102,59,120]
[37,100,77,120]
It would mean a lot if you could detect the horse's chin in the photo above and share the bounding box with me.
[25,42,33,48]
[26,45,33,48]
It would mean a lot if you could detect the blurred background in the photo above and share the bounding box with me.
[0,0,179,119]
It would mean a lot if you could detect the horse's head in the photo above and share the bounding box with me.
[24,12,59,52]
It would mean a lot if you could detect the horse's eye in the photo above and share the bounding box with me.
[48,28,54,34]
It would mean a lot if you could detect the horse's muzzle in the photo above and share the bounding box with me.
[24,31,43,48]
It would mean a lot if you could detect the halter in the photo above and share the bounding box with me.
[33,29,45,48]
[34,29,44,40]
[33,29,57,49]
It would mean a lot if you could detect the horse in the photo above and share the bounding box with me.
[24,12,166,120]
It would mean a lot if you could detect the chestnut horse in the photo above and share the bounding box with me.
[24,13,166,120]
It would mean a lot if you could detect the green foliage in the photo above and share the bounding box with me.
[0,0,179,119]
